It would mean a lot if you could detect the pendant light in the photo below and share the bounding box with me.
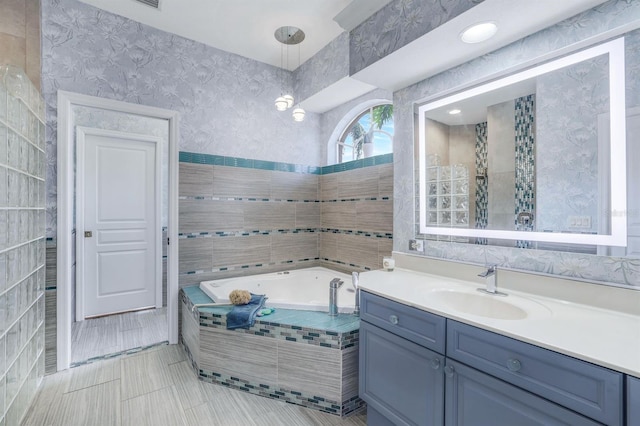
[273,26,305,121]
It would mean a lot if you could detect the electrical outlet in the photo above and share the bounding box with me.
[409,239,424,252]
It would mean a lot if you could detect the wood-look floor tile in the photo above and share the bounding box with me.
[167,361,211,410]
[120,350,174,401]
[68,358,121,392]
[57,380,121,426]
[20,370,72,426]
[122,386,187,426]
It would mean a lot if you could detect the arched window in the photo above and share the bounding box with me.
[336,104,393,163]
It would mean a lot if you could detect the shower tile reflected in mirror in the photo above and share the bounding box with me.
[71,308,167,364]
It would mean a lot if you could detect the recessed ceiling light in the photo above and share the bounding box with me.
[460,22,498,44]
[448,109,461,115]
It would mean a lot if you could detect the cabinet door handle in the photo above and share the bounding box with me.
[444,365,455,378]
[431,358,441,370]
[507,358,522,372]
[389,315,399,325]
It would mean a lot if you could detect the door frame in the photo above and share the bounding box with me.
[57,91,179,371]
[75,127,163,320]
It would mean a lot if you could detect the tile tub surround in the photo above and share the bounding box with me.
[178,152,393,287]
[179,286,363,417]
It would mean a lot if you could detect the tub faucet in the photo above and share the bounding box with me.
[329,278,343,316]
[477,265,507,296]
[352,272,360,316]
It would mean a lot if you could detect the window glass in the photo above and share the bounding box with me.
[337,104,393,163]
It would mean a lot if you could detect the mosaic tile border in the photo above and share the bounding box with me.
[69,341,170,368]
[180,196,392,203]
[197,367,365,417]
[179,228,392,241]
[180,290,359,350]
[178,228,319,239]
[180,257,320,276]
[179,151,392,175]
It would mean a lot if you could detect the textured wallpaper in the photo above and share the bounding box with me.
[349,0,481,75]
[42,0,322,163]
[394,0,640,287]
[536,56,609,234]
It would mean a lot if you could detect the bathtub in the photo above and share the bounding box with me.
[199,267,357,313]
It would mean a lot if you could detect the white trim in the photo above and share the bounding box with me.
[57,91,180,371]
[417,37,627,247]
[75,127,163,319]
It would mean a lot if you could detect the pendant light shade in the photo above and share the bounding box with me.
[283,94,294,109]
[275,96,288,111]
[292,107,305,122]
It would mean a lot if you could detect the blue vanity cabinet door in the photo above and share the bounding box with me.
[444,359,601,426]
[360,290,446,354]
[359,320,445,426]
[629,376,640,426]
[447,320,623,425]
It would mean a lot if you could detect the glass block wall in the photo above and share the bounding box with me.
[0,65,46,425]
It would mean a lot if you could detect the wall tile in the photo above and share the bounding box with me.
[179,200,243,233]
[321,202,356,230]
[319,174,338,200]
[377,163,393,197]
[341,346,359,400]
[0,0,26,38]
[319,232,338,261]
[213,166,270,199]
[24,0,40,92]
[277,339,341,401]
[178,238,213,273]
[338,168,378,199]
[179,163,213,197]
[271,171,318,200]
[243,202,295,231]
[200,327,278,384]
[0,33,26,70]
[270,233,318,262]
[295,203,320,228]
[211,234,270,268]
[336,234,379,270]
[356,200,393,233]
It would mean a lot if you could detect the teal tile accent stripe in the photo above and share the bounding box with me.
[179,151,392,175]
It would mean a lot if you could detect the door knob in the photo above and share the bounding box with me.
[84,231,93,238]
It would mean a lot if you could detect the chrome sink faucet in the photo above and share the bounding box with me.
[477,265,507,296]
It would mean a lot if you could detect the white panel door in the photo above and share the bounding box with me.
[76,127,161,319]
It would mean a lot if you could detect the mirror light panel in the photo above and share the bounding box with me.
[417,37,627,247]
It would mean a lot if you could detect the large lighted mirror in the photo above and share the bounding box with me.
[417,38,627,249]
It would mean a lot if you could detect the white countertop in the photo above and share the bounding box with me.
[359,267,640,378]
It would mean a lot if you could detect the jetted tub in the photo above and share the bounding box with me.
[199,267,357,313]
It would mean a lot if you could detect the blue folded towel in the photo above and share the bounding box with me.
[226,293,267,330]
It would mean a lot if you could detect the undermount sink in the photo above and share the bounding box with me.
[428,289,550,320]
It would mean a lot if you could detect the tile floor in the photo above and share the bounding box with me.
[71,308,168,364]
[21,344,367,426]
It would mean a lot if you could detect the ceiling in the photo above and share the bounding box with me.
[77,0,609,112]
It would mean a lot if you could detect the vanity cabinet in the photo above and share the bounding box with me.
[629,376,640,426]
[359,321,445,426]
[359,291,446,425]
[447,320,623,425]
[444,358,600,425]
[359,291,625,426]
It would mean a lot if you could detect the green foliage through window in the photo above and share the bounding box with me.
[338,104,393,163]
